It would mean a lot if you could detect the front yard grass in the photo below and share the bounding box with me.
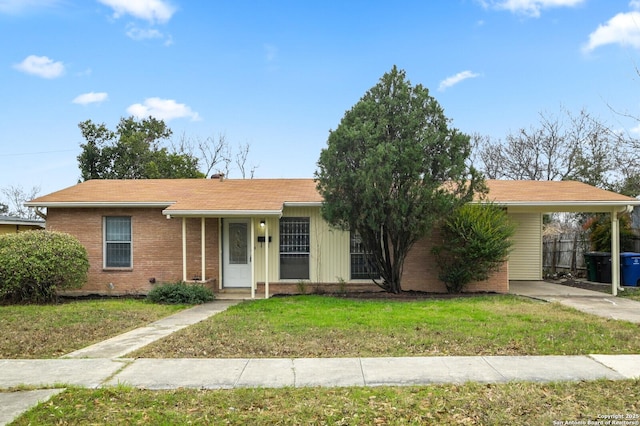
[0,299,185,358]
[11,380,640,425]
[621,287,640,301]
[132,295,640,358]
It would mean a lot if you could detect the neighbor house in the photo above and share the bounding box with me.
[0,214,44,235]
[25,178,640,297]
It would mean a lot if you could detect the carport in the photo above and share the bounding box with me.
[485,180,640,296]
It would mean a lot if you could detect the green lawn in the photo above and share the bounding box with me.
[621,287,640,301]
[132,295,640,358]
[0,299,185,358]
[10,380,640,425]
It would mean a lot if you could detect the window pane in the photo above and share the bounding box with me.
[280,254,310,279]
[106,217,131,241]
[350,231,379,279]
[106,243,131,267]
[229,222,248,264]
[280,217,310,279]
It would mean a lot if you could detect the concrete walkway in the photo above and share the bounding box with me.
[64,300,241,359]
[3,286,640,425]
[510,280,640,323]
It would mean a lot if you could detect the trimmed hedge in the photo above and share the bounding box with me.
[0,230,89,303]
[147,281,215,304]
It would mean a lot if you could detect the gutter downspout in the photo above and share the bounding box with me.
[201,217,206,283]
[182,218,187,282]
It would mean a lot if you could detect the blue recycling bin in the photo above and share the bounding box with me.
[620,252,640,287]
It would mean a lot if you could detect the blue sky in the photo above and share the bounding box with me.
[2,0,640,196]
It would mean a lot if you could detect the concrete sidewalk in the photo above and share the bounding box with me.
[1,354,639,391]
[1,353,639,425]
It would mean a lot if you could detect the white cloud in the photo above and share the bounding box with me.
[127,97,201,121]
[583,9,640,52]
[125,24,173,45]
[0,0,60,15]
[72,92,108,105]
[98,0,176,24]
[126,25,163,40]
[13,55,64,79]
[480,0,585,17]
[438,70,480,91]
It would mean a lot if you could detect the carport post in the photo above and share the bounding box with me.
[611,211,620,296]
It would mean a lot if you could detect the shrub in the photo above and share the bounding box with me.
[583,213,635,252]
[147,281,215,304]
[0,230,89,303]
[432,202,515,293]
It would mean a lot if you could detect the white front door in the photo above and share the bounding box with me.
[223,218,251,288]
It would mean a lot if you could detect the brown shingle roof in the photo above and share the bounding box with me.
[485,180,636,203]
[27,179,322,213]
[27,178,639,213]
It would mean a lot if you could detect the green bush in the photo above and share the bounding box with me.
[583,213,635,252]
[0,230,89,304]
[147,281,215,304]
[432,202,515,293]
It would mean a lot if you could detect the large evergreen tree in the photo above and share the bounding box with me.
[316,66,485,293]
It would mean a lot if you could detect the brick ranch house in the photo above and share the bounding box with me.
[26,178,640,298]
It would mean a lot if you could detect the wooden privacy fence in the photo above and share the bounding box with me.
[543,232,590,276]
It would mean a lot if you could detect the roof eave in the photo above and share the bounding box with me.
[283,201,322,207]
[163,209,283,217]
[24,201,175,208]
[490,200,640,213]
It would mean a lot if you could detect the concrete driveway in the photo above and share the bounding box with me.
[510,281,640,323]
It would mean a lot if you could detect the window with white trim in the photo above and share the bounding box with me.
[350,231,379,280]
[104,216,132,268]
[279,217,310,279]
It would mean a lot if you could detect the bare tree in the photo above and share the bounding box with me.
[193,133,231,178]
[235,142,259,179]
[174,132,259,179]
[1,184,41,220]
[475,108,628,190]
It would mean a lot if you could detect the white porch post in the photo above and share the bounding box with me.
[201,217,206,282]
[182,217,187,282]
[611,210,620,296]
[251,219,255,299]
[265,220,270,299]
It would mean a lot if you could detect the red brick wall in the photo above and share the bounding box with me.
[46,208,219,295]
[402,230,509,294]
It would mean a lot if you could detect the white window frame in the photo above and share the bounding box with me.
[103,216,132,269]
